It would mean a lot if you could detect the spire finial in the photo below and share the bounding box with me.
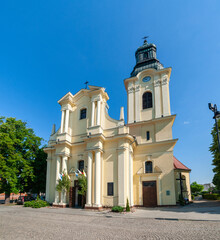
[142,36,149,43]
[84,81,89,89]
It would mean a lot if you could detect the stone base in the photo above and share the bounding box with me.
[52,202,68,208]
[85,204,103,210]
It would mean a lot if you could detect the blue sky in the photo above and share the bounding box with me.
[0,0,220,184]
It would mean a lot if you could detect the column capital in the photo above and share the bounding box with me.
[86,147,104,154]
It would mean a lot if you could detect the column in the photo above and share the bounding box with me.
[61,156,68,204]
[54,156,61,203]
[94,151,101,207]
[129,151,134,206]
[91,101,95,126]
[62,156,68,173]
[161,78,170,117]
[64,109,69,133]
[86,152,93,207]
[45,159,51,202]
[60,110,65,133]
[128,81,134,124]
[154,80,162,118]
[118,149,126,207]
[134,81,140,122]
[96,100,101,126]
[158,176,162,205]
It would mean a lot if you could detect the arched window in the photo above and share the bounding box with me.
[143,92,152,109]
[145,161,153,173]
[78,160,84,172]
[80,108,87,119]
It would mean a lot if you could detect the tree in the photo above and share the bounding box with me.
[190,182,204,194]
[31,147,47,195]
[78,175,87,208]
[0,117,42,203]
[209,119,220,190]
[55,171,71,193]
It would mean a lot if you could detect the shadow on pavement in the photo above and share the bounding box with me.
[140,200,220,214]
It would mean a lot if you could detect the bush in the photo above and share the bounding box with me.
[24,199,49,208]
[202,193,220,200]
[112,206,124,212]
[191,195,195,200]
[126,198,130,212]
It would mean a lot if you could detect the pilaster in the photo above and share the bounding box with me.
[154,77,162,118]
[128,81,134,124]
[85,151,93,207]
[54,156,61,204]
[94,150,101,207]
[45,159,51,202]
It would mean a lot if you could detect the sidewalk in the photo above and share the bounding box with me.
[1,200,219,221]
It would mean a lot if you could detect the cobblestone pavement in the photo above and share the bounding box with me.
[0,206,220,240]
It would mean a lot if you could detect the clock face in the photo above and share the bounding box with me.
[142,76,151,83]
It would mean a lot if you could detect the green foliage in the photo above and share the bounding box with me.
[78,175,87,197]
[24,199,49,208]
[190,182,204,194]
[209,119,220,190]
[0,117,43,195]
[212,173,220,191]
[31,148,47,194]
[126,198,130,212]
[191,195,195,200]
[55,171,71,192]
[112,206,124,212]
[202,193,220,200]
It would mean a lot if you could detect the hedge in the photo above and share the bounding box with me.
[202,193,220,200]
[24,199,50,208]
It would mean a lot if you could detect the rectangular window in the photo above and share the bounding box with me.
[80,109,87,120]
[146,131,150,140]
[107,182,114,196]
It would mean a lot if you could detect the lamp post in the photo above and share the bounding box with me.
[208,103,220,153]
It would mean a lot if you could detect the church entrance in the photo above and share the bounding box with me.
[142,181,157,207]
[69,180,85,208]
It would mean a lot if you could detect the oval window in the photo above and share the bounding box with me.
[142,76,151,82]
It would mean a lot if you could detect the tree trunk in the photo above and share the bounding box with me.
[5,192,10,204]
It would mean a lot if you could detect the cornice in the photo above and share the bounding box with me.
[127,114,176,127]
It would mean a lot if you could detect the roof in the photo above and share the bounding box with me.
[173,156,191,171]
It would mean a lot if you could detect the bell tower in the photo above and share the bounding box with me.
[124,39,172,124]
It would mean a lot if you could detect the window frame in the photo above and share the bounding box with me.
[107,182,114,196]
[145,161,153,173]
[146,131,150,141]
[142,91,153,110]
[80,108,87,120]
[78,160,84,172]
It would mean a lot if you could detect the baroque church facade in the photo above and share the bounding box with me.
[44,40,191,208]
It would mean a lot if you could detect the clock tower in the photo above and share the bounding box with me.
[124,39,172,124]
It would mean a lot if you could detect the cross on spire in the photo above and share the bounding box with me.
[84,81,89,89]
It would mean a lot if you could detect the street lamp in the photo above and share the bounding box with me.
[208,103,220,153]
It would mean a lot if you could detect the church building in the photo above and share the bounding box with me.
[44,39,191,208]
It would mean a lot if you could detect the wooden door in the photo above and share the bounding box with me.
[143,181,157,207]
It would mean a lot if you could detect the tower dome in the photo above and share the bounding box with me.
[130,39,164,77]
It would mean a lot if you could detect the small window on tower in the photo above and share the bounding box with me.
[143,92,153,109]
[146,131,150,141]
[80,108,87,120]
[144,52,148,59]
[107,182,114,196]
